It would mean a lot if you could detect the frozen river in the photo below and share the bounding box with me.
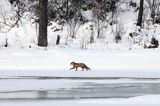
[0,76,160,100]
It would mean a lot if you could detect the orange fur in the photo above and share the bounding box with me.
[70,61,91,71]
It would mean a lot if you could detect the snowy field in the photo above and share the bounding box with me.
[1,96,160,106]
[0,48,160,105]
[0,48,160,77]
[1,0,160,105]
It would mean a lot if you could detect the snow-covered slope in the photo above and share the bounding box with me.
[0,0,159,50]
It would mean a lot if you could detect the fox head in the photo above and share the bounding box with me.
[70,61,75,65]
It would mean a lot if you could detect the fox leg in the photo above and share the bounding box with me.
[82,67,84,71]
[70,67,75,70]
[75,67,78,71]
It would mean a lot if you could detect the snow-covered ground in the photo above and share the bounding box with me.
[0,96,160,106]
[1,0,160,105]
[0,48,160,77]
[0,48,160,105]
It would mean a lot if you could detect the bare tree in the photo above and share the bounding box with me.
[38,0,48,47]
[0,0,25,33]
[146,0,160,24]
[92,0,119,38]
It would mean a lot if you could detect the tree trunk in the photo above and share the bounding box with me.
[56,35,60,45]
[38,0,48,47]
[136,0,144,27]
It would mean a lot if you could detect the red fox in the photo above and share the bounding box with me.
[70,61,91,71]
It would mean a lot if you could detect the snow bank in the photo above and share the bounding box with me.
[0,95,160,106]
